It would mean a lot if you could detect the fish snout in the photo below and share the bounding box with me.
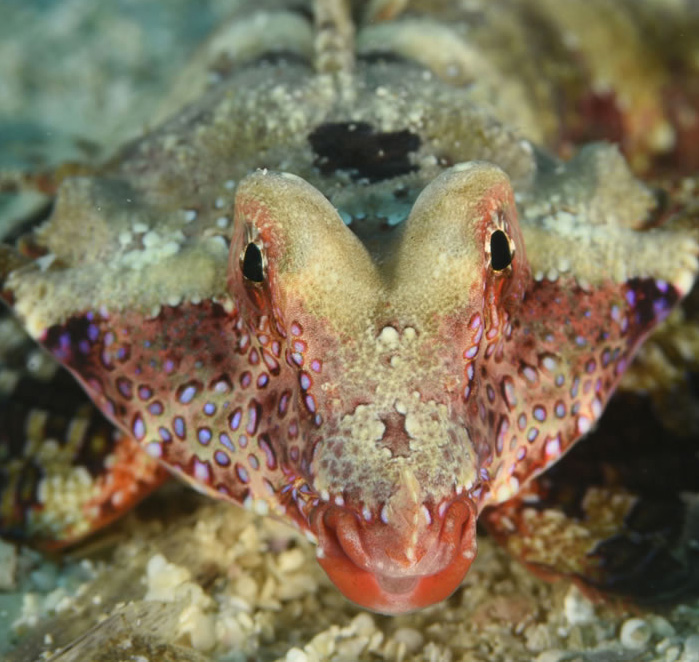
[312,496,477,614]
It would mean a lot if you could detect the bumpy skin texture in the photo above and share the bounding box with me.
[1,0,699,614]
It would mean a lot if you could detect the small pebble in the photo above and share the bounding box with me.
[620,618,651,650]
[563,585,595,625]
[682,634,699,662]
[392,627,424,653]
[535,650,566,662]
[650,616,676,638]
[284,648,308,662]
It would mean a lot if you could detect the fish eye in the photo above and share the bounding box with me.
[490,230,513,271]
[241,241,265,283]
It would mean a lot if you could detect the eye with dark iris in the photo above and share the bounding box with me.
[242,242,265,283]
[490,229,513,271]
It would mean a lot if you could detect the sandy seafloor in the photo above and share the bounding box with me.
[2,1,699,660]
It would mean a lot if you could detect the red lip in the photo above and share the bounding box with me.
[313,498,476,614]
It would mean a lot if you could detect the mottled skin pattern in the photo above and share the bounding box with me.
[1,0,699,614]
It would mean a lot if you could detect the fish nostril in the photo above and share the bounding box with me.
[320,505,372,570]
[439,498,475,555]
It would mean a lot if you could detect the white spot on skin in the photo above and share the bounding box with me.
[577,416,592,434]
[118,231,133,246]
[377,325,400,348]
[253,499,269,516]
[545,436,561,459]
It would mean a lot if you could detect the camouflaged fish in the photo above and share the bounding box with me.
[1,0,699,614]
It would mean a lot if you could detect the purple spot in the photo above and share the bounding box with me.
[520,364,538,383]
[193,459,211,483]
[214,450,230,467]
[78,340,90,355]
[174,416,186,439]
[133,415,146,440]
[656,279,669,293]
[527,427,539,442]
[164,359,176,374]
[464,345,479,359]
[248,454,260,470]
[586,359,596,374]
[258,436,277,470]
[87,324,100,342]
[533,406,546,422]
[219,433,235,451]
[249,348,260,365]
[263,350,280,372]
[575,335,587,347]
[299,372,311,391]
[117,377,133,400]
[240,372,252,388]
[246,402,260,435]
[149,401,164,416]
[158,426,171,442]
[486,384,496,403]
[311,359,322,373]
[229,408,242,431]
[116,346,129,361]
[104,398,116,417]
[178,383,198,404]
[138,385,153,400]
[305,394,316,414]
[213,378,231,393]
[279,391,290,416]
[236,464,250,483]
[239,435,248,448]
[517,413,527,430]
[198,427,212,445]
[203,402,216,416]
[257,373,269,388]
[570,377,580,399]
[104,332,115,347]
[626,290,637,306]
[554,401,566,418]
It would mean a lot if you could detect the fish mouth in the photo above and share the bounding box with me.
[312,497,476,614]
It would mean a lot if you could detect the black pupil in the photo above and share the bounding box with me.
[242,242,265,282]
[490,230,512,271]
